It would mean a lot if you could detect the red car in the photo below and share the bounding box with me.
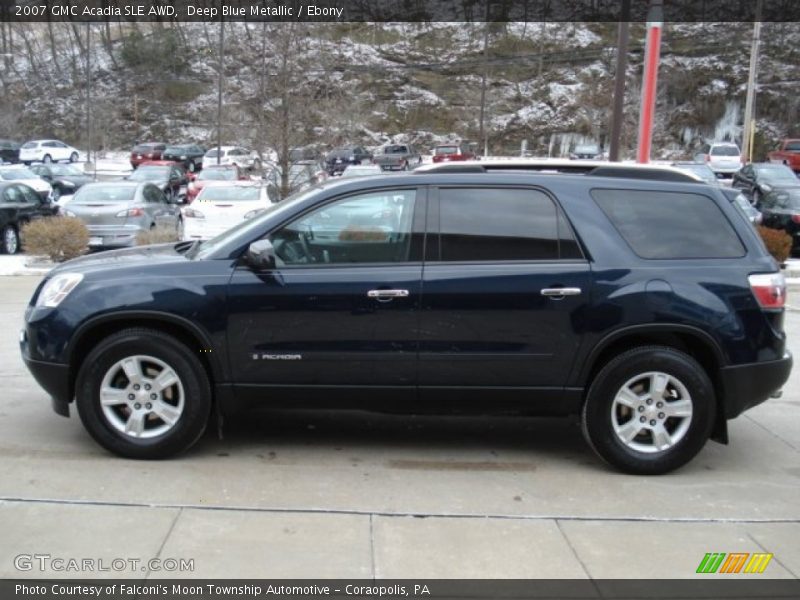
[186,165,248,203]
[432,141,476,163]
[130,142,167,169]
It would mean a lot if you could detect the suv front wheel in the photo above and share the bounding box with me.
[582,346,715,475]
[75,328,211,459]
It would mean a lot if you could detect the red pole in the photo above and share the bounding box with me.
[636,1,663,164]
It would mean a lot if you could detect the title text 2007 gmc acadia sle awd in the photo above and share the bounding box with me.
[20,172,792,474]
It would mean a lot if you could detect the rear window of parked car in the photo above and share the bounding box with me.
[592,189,745,259]
[437,187,583,261]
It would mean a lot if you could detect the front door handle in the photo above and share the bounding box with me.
[541,287,582,298]
[367,289,410,300]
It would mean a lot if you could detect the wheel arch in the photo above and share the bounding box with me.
[578,324,729,443]
[67,312,225,400]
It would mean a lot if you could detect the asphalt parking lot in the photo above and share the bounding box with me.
[1,275,798,580]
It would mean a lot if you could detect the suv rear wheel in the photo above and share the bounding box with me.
[581,346,715,475]
[75,328,211,459]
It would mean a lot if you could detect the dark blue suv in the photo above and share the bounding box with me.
[20,171,792,473]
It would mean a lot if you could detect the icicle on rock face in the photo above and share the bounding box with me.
[712,101,742,143]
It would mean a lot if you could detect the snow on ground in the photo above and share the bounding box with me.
[0,255,52,276]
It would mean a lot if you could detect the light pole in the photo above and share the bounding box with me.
[741,0,763,164]
[609,0,631,162]
[636,0,663,164]
[216,22,224,165]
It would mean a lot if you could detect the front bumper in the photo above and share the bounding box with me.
[719,351,792,419]
[20,329,71,417]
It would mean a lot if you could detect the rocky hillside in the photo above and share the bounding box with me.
[0,21,798,159]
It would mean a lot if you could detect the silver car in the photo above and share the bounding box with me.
[694,142,741,177]
[63,182,181,249]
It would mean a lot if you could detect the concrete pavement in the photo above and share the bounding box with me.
[1,276,798,579]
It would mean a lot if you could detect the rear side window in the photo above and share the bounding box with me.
[592,189,745,259]
[437,187,582,261]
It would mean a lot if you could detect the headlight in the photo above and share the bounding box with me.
[243,209,266,220]
[184,208,204,218]
[61,181,75,189]
[62,209,76,217]
[180,155,187,160]
[761,184,773,193]
[36,273,83,308]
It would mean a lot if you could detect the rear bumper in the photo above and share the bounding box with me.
[720,352,792,419]
[85,225,143,248]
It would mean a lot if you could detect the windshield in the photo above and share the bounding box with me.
[755,164,798,183]
[133,144,160,153]
[49,164,84,177]
[193,186,320,260]
[204,149,224,158]
[21,142,38,149]
[71,185,136,203]
[129,166,169,181]
[0,167,37,180]
[710,145,739,156]
[199,186,261,202]
[435,146,458,155]
[784,142,800,152]
[383,145,408,154]
[165,146,189,154]
[198,168,237,181]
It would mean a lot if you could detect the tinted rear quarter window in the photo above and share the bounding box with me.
[592,189,745,259]
[437,187,582,261]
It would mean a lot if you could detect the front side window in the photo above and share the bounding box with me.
[592,189,745,259]
[437,187,581,261]
[270,189,417,266]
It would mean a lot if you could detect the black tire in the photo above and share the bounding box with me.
[753,189,762,208]
[69,152,79,163]
[52,186,61,202]
[43,154,52,164]
[1,224,19,254]
[75,328,212,459]
[581,346,715,475]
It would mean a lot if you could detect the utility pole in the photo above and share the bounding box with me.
[216,21,225,165]
[741,0,763,164]
[636,0,663,163]
[477,9,489,157]
[85,22,91,165]
[608,0,631,162]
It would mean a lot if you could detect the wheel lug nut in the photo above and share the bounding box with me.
[134,403,142,410]
[150,393,157,400]
[145,403,152,409]
[144,384,151,391]
[637,406,644,412]
[646,399,653,405]
[658,412,665,419]
[128,394,135,400]
[657,402,663,408]
[133,384,140,390]
[640,416,646,423]
[650,419,656,426]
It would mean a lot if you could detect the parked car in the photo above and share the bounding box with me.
[759,188,800,251]
[373,144,421,171]
[732,163,800,206]
[202,146,261,171]
[324,146,373,175]
[0,181,59,253]
[0,139,21,164]
[186,165,247,203]
[125,162,189,203]
[767,139,800,174]
[671,162,720,185]
[162,144,205,173]
[432,142,476,163]
[694,142,741,178]
[0,165,53,202]
[129,143,167,169]
[721,187,762,226]
[341,164,383,178]
[30,163,93,203]
[183,182,279,241]
[19,139,80,165]
[62,182,182,249]
[20,171,791,474]
[569,144,601,160]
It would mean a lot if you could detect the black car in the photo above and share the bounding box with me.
[20,172,791,474]
[0,139,21,164]
[162,144,205,173]
[760,188,800,250]
[125,163,189,202]
[30,163,93,202]
[732,162,800,206]
[0,181,59,253]
[325,146,373,175]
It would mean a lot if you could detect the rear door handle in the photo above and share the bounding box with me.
[367,289,410,299]
[541,287,582,298]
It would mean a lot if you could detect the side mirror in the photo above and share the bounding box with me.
[245,239,276,270]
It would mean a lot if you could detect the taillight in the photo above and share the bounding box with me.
[749,273,786,310]
[115,207,144,217]
[791,214,800,224]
